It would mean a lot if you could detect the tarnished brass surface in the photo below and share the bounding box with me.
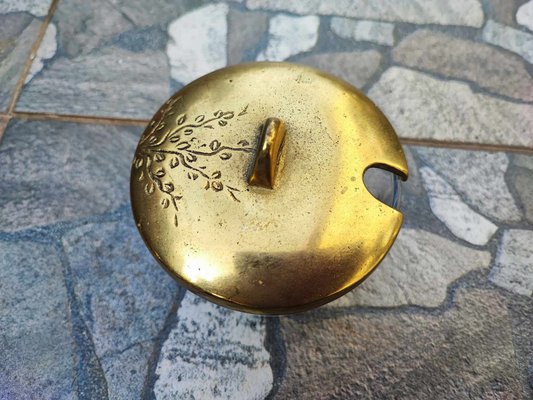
[131,62,408,314]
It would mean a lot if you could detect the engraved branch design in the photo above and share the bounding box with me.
[133,103,252,226]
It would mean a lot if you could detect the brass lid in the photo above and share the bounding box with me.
[131,62,408,314]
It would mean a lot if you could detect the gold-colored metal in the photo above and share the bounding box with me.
[248,117,286,189]
[131,62,408,315]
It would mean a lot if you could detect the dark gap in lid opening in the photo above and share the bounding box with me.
[363,167,401,210]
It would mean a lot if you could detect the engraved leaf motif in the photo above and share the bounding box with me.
[138,105,254,226]
[167,96,180,107]
[212,181,223,191]
[210,140,221,151]
[176,142,191,150]
[187,172,199,180]
[163,182,174,193]
[238,105,249,116]
[145,182,155,195]
[170,157,180,168]
[227,186,241,203]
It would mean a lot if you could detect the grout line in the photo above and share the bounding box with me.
[0,115,12,143]
[6,0,61,114]
[12,111,148,127]
[8,111,533,155]
[400,138,533,155]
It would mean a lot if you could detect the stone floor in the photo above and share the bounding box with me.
[0,0,532,399]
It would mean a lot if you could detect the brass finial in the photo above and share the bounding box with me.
[248,117,286,189]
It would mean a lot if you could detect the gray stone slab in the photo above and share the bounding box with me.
[331,17,395,46]
[369,67,533,148]
[486,0,519,26]
[14,0,208,119]
[25,22,56,84]
[420,166,497,245]
[62,217,178,399]
[329,229,491,308]
[482,20,533,64]
[228,8,268,64]
[512,153,533,171]
[297,50,382,89]
[0,240,77,399]
[154,293,273,399]
[167,3,228,85]
[51,0,133,58]
[277,289,526,399]
[106,0,210,28]
[490,229,533,296]
[256,14,320,62]
[0,0,51,17]
[246,0,484,27]
[0,119,140,232]
[517,1,533,31]
[0,115,9,137]
[0,13,42,111]
[17,46,170,119]
[509,165,533,224]
[392,29,533,102]
[416,147,521,223]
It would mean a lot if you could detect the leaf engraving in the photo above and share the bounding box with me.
[135,104,252,226]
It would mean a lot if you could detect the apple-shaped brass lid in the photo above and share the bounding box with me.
[131,62,408,314]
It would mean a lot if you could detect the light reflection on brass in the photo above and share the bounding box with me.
[131,62,408,314]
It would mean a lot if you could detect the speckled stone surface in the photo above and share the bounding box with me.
[369,67,533,147]
[482,19,533,64]
[62,219,178,399]
[392,29,533,102]
[296,50,382,89]
[0,1,51,111]
[153,294,273,400]
[278,289,527,399]
[0,240,77,399]
[246,0,484,27]
[0,119,139,232]
[1,0,532,399]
